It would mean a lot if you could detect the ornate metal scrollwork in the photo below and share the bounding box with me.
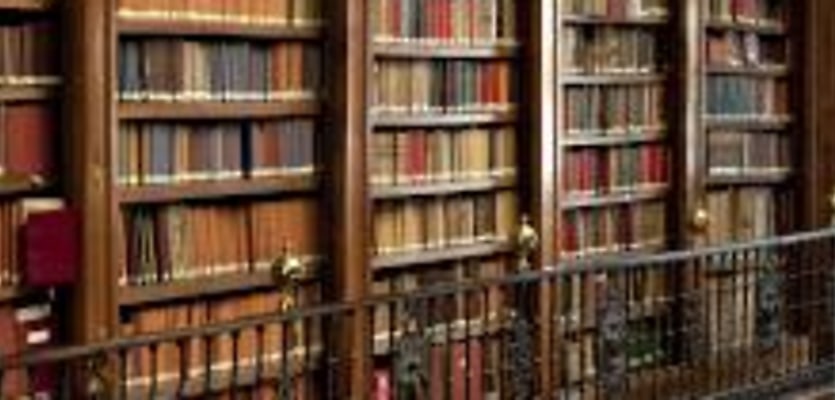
[271,241,306,400]
[596,277,628,398]
[501,216,539,397]
[504,309,535,398]
[756,254,782,353]
[394,302,429,399]
[85,353,109,399]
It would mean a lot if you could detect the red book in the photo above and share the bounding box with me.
[4,103,56,182]
[452,341,483,400]
[372,369,392,400]
[23,209,79,288]
[0,306,27,398]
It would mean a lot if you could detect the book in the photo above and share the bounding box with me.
[706,31,787,68]
[117,0,323,27]
[118,119,316,186]
[707,131,790,177]
[373,59,515,115]
[118,39,321,102]
[562,26,665,75]
[564,85,665,136]
[563,0,668,19]
[560,201,667,259]
[371,126,516,187]
[706,0,786,27]
[0,199,64,290]
[706,75,788,118]
[0,19,60,85]
[373,191,516,257]
[563,145,668,197]
[706,187,778,245]
[2,103,58,184]
[371,0,517,45]
[120,198,320,286]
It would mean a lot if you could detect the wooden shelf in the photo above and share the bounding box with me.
[703,115,792,130]
[562,131,666,147]
[0,180,53,198]
[704,20,787,35]
[562,14,669,26]
[0,0,54,11]
[0,286,25,303]
[561,73,666,85]
[118,175,318,204]
[119,272,280,307]
[558,241,668,264]
[707,171,792,187]
[705,65,789,77]
[118,99,320,120]
[372,110,517,128]
[373,241,513,272]
[561,186,670,210]
[372,175,516,199]
[0,85,58,102]
[372,41,519,59]
[118,18,323,40]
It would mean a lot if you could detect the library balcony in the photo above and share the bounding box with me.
[1,228,833,399]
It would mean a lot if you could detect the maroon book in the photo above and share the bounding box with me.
[372,369,392,400]
[23,209,79,288]
[5,103,56,182]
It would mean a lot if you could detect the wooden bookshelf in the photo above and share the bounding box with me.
[117,175,319,204]
[0,0,53,11]
[118,99,320,120]
[371,175,517,200]
[561,185,671,210]
[117,18,323,39]
[0,85,59,102]
[371,110,517,128]
[372,241,514,272]
[372,42,519,59]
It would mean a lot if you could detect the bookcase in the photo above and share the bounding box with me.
[51,0,834,397]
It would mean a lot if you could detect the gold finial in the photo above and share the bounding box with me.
[691,208,711,233]
[515,215,539,271]
[272,240,304,311]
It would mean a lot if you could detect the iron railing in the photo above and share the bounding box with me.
[1,229,833,399]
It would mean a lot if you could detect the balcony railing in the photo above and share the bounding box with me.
[1,229,833,399]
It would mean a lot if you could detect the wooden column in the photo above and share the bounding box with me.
[64,0,116,343]
[803,0,835,229]
[524,0,557,394]
[325,0,370,397]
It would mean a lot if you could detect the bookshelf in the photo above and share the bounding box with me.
[698,0,798,246]
[50,0,833,397]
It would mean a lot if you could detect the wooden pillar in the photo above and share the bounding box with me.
[524,0,557,395]
[325,0,370,397]
[64,0,116,343]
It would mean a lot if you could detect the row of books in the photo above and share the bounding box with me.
[0,21,59,85]
[0,300,56,398]
[0,103,56,183]
[373,192,517,256]
[564,85,664,135]
[117,0,322,26]
[560,201,667,259]
[562,27,665,75]
[562,0,668,19]
[705,0,786,27]
[373,60,515,114]
[708,131,790,176]
[369,127,516,187]
[118,119,315,186]
[706,188,778,245]
[119,40,321,102]
[370,0,517,44]
[563,145,668,196]
[122,289,321,394]
[121,199,318,286]
[0,200,64,289]
[706,31,786,68]
[705,76,787,117]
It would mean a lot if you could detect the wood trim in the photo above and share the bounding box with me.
[117,175,319,204]
[326,0,369,396]
[372,41,519,59]
[66,0,116,343]
[0,0,53,11]
[0,85,59,102]
[372,241,514,272]
[118,99,320,120]
[117,18,323,39]
[370,110,517,127]
[370,176,517,199]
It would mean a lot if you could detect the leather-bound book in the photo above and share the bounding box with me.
[23,208,79,288]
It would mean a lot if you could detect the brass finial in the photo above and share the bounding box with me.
[691,208,711,233]
[516,215,539,271]
[272,240,304,311]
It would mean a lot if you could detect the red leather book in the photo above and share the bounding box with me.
[452,341,483,400]
[23,209,79,288]
[4,103,56,182]
[0,306,27,398]
[372,369,392,400]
